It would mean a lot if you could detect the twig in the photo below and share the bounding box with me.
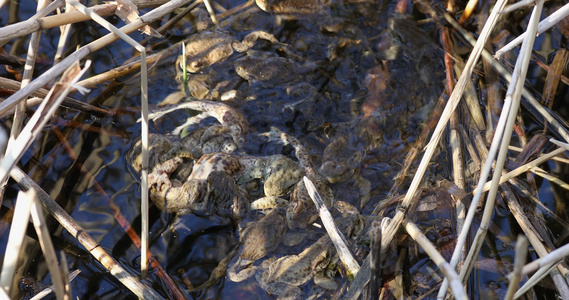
[10,166,164,299]
[303,176,360,277]
[457,0,544,291]
[479,147,566,193]
[505,235,529,300]
[29,189,65,300]
[0,61,90,193]
[445,12,569,144]
[63,0,150,277]
[495,3,569,58]
[0,3,117,46]
[0,0,192,117]
[0,188,33,293]
[405,221,468,300]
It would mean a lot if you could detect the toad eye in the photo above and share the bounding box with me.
[190,60,204,71]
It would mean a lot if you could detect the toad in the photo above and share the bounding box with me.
[144,151,249,219]
[178,30,280,73]
[233,55,317,86]
[227,209,287,282]
[237,154,305,198]
[264,127,335,229]
[255,0,330,19]
[147,99,248,145]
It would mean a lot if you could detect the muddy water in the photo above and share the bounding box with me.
[1,0,568,299]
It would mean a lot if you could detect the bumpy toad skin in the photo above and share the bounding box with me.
[148,99,249,146]
[234,56,300,85]
[143,152,248,219]
[237,154,305,198]
[318,136,371,208]
[179,30,279,73]
[255,0,330,17]
[227,209,287,282]
[256,235,333,296]
[265,128,335,229]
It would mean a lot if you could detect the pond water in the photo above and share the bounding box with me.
[1,0,568,299]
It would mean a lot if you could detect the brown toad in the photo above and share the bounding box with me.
[227,209,287,282]
[145,152,249,219]
[178,30,280,73]
[256,235,333,297]
[147,99,248,145]
[237,154,305,198]
[234,55,316,86]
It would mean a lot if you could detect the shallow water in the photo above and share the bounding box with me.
[1,0,569,299]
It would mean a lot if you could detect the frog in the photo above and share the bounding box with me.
[318,135,371,208]
[233,55,317,86]
[227,209,287,282]
[315,16,444,202]
[237,154,305,198]
[147,99,249,145]
[255,234,333,297]
[178,30,280,73]
[263,127,335,229]
[255,0,330,19]
[146,152,249,219]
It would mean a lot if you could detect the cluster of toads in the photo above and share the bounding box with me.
[128,0,448,297]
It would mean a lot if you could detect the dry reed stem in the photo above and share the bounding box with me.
[344,218,392,300]
[0,187,33,293]
[449,113,466,227]
[203,0,219,25]
[9,0,48,139]
[381,0,508,269]
[457,0,478,25]
[0,0,64,47]
[76,45,178,89]
[59,252,71,300]
[454,64,486,130]
[502,0,536,14]
[29,189,65,300]
[519,242,569,278]
[438,1,539,297]
[369,221,382,300]
[10,167,164,299]
[0,0,191,117]
[0,3,116,46]
[0,77,110,117]
[0,61,89,189]
[303,176,360,277]
[509,145,569,164]
[54,2,74,64]
[502,183,569,283]
[505,235,529,300]
[2,0,49,207]
[495,3,569,58]
[405,221,468,300]
[457,0,544,291]
[479,147,566,192]
[530,166,569,190]
[445,12,569,144]
[64,0,151,277]
[29,270,81,300]
[142,0,203,41]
